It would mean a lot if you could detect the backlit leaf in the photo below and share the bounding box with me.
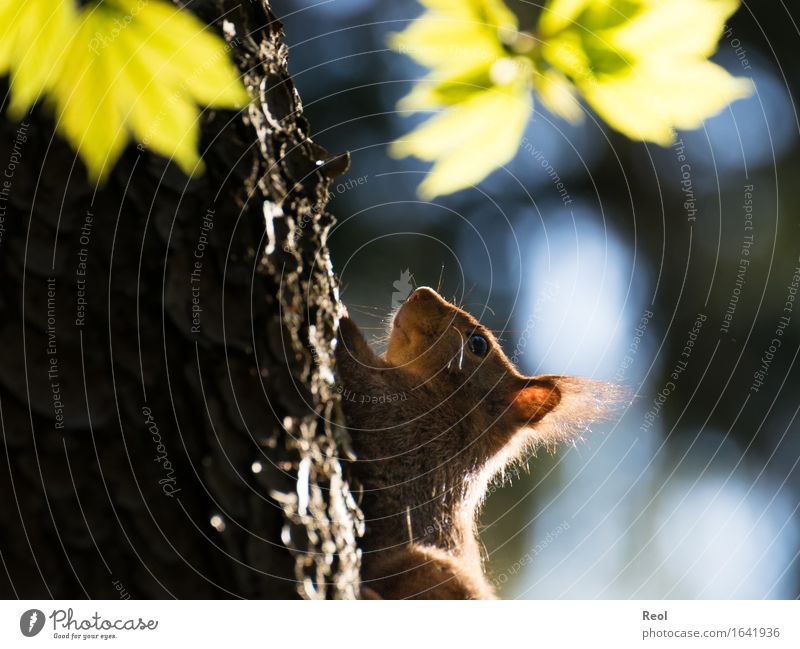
[581,58,753,145]
[386,0,753,198]
[539,0,592,36]
[0,0,76,119]
[0,0,249,183]
[53,13,127,182]
[391,81,532,199]
[389,14,508,77]
[543,0,753,145]
[606,0,740,58]
[534,69,583,124]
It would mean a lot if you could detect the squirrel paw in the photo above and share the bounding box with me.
[336,315,377,366]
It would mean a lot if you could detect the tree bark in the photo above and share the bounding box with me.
[0,0,362,599]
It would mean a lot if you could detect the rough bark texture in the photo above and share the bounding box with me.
[0,0,362,599]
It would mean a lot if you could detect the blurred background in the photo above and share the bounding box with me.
[274,0,800,598]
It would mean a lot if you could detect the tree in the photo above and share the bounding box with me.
[0,0,362,599]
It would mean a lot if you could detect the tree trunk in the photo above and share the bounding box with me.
[0,0,362,599]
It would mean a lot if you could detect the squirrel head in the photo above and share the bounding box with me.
[338,287,623,552]
[385,287,587,447]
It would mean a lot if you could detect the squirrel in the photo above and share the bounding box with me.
[334,287,619,599]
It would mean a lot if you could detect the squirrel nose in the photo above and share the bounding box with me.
[406,286,441,304]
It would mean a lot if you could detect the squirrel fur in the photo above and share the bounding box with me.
[335,287,618,599]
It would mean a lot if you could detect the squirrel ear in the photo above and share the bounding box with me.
[509,378,561,424]
[514,375,628,448]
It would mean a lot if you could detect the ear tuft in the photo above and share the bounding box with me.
[521,376,628,449]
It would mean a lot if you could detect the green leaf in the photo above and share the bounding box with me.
[0,0,77,119]
[398,64,496,111]
[390,0,532,197]
[534,68,583,124]
[540,0,753,145]
[124,0,248,108]
[539,0,592,36]
[606,0,740,58]
[389,13,507,78]
[109,27,203,175]
[0,0,249,183]
[581,58,752,145]
[387,0,753,198]
[391,80,532,199]
[53,12,128,182]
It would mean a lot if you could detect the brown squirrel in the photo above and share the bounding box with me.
[335,287,619,599]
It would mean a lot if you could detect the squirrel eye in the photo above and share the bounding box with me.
[467,334,489,357]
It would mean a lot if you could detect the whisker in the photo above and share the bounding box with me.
[346,303,386,311]
[436,264,445,293]
[459,303,496,317]
[348,307,387,320]
[462,282,477,305]
[446,326,465,371]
